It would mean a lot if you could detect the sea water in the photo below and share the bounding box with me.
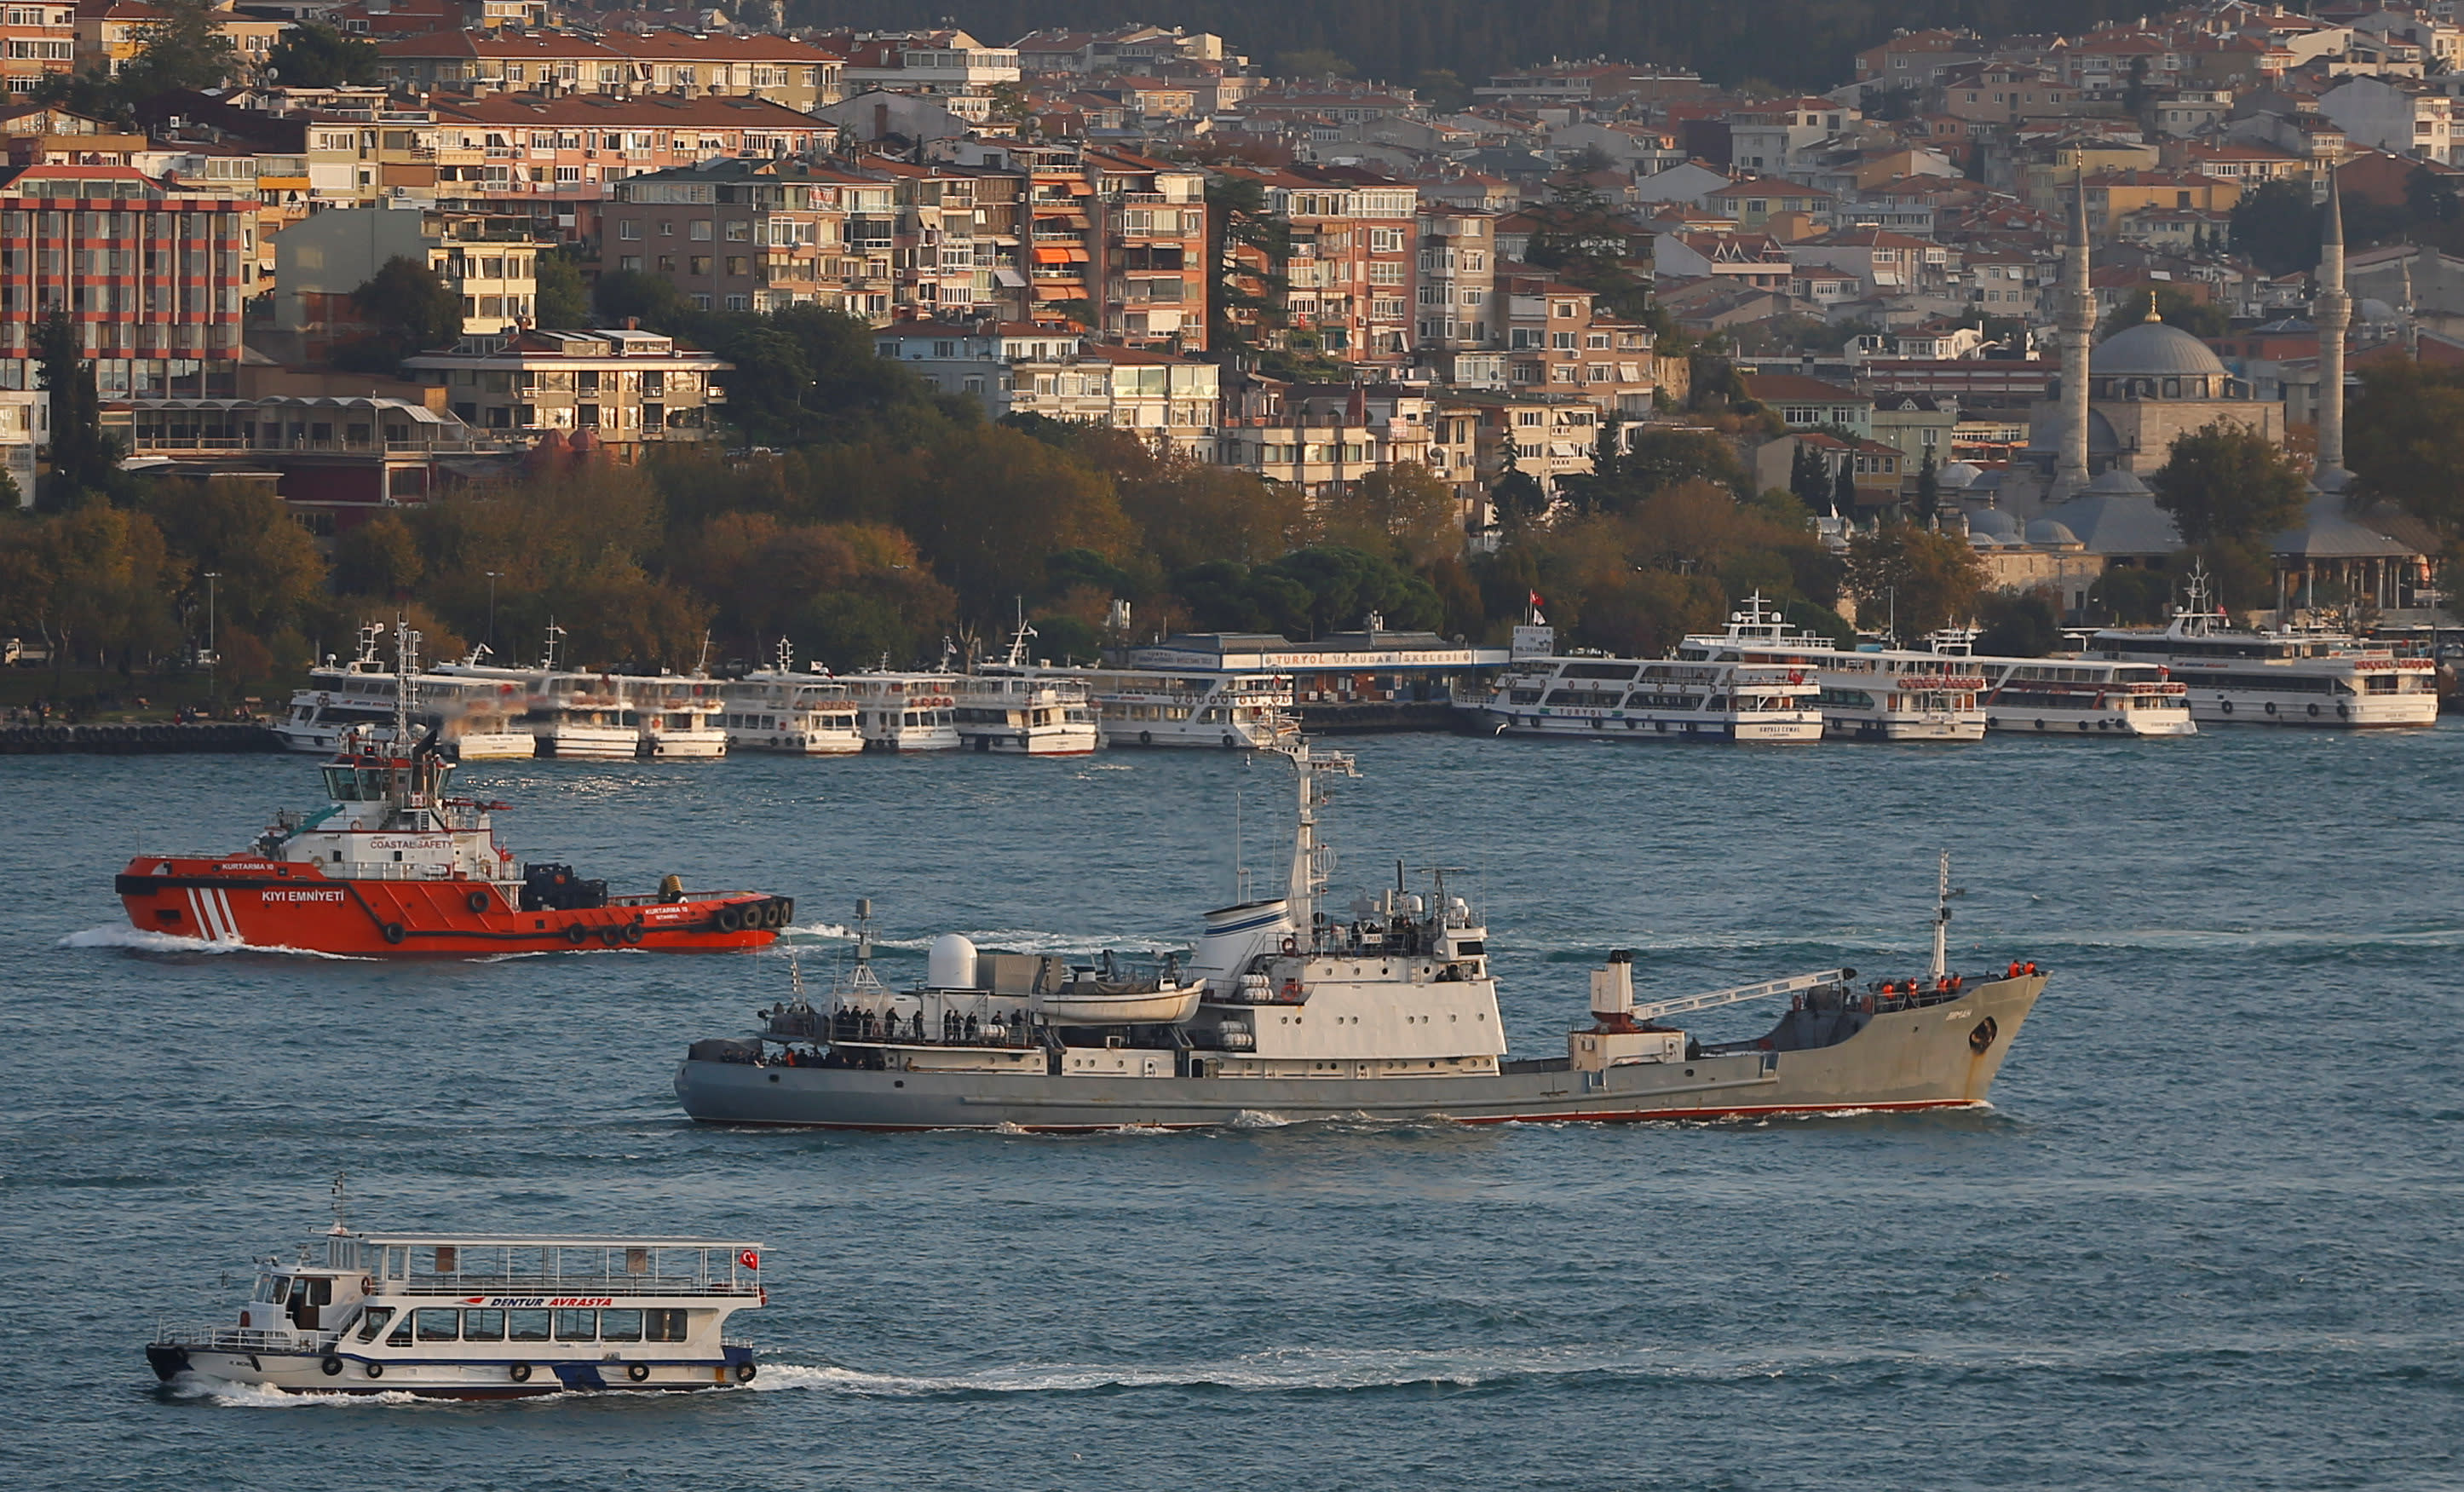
[6,729,2461,1490]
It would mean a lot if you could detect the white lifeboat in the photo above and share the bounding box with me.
[1030,980,1204,1026]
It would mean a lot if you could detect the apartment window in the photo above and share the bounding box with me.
[619,255,643,272]
[1586,331,1609,349]
[657,255,676,272]
[1551,331,1575,350]
[619,220,641,239]
[725,293,749,311]
[724,256,746,276]
[1515,410,1541,427]
[689,256,711,274]
[689,221,712,240]
[659,220,676,236]
[724,220,750,241]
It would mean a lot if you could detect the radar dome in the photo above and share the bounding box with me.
[927,933,979,990]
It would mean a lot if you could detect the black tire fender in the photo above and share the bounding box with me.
[565,923,588,945]
[622,920,644,945]
[320,1357,343,1377]
[509,1362,532,1383]
[364,1360,384,1380]
[734,1361,757,1383]
[380,922,406,945]
[466,890,492,914]
[626,1362,651,1383]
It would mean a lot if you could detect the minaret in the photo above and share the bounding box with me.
[2313,167,2351,493]
[2054,168,2094,498]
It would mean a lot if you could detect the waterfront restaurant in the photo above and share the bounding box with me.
[1121,625,1511,706]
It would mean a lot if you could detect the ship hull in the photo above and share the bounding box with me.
[148,1345,752,1397]
[1478,707,1822,742]
[117,858,786,956]
[677,976,2043,1131]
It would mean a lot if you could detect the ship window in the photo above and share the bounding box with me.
[507,1309,551,1342]
[415,1308,461,1342]
[354,1307,394,1343]
[646,1308,688,1342]
[323,767,356,800]
[599,1309,643,1342]
[554,1309,597,1341]
[387,1314,414,1346]
[463,1309,505,1341]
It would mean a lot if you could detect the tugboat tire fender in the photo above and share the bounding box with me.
[509,1362,532,1383]
[626,1362,651,1383]
[623,921,644,945]
[716,906,742,933]
[734,1362,757,1383]
[466,890,491,914]
[380,922,406,945]
[320,1357,343,1377]
[601,926,623,948]
[565,923,588,945]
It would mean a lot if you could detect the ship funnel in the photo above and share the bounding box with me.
[1590,950,1635,1019]
[927,933,979,990]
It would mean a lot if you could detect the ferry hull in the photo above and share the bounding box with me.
[1985,708,2196,737]
[1479,708,1822,743]
[117,858,786,956]
[677,976,2043,1131]
[148,1345,754,1397]
[2186,692,2438,728]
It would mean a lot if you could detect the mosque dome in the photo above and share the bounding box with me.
[1967,506,2022,544]
[1937,460,1983,489]
[2091,320,2229,381]
[2084,466,2154,498]
[2025,518,2082,547]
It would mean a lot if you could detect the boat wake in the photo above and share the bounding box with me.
[164,1375,429,1408]
[55,926,371,960]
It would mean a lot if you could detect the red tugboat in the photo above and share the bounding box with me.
[115,624,791,956]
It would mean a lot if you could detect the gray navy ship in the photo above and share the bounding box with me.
[675,742,2046,1131]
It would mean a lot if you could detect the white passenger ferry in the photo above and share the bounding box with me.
[950,624,1099,754]
[2085,573,2439,728]
[846,671,962,752]
[147,1218,767,1397]
[723,642,864,755]
[624,675,729,759]
[1683,597,1986,741]
[974,660,1293,748]
[1908,631,2195,736]
[1470,610,1822,742]
[277,628,536,760]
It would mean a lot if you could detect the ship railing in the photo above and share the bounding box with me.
[390,1276,763,1298]
[156,1321,341,1351]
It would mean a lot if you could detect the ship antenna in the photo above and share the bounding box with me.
[1931,850,1952,982]
[854,897,874,973]
[330,1169,349,1236]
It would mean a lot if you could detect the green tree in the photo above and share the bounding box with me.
[2231,179,2321,277]
[1315,464,1460,567]
[1829,458,1855,517]
[2087,563,2174,625]
[2148,420,2307,546]
[533,247,590,330]
[2348,359,2464,539]
[147,479,327,635]
[1205,173,1290,354]
[332,512,423,597]
[1975,589,2059,654]
[346,256,462,366]
[36,308,116,510]
[1413,69,1471,112]
[899,425,1133,617]
[1842,523,1985,639]
[118,0,241,96]
[1488,447,1548,527]
[592,268,688,333]
[265,21,377,88]
[1275,49,1356,78]
[1914,448,1939,526]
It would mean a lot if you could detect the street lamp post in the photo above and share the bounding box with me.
[485,570,503,655]
[202,571,222,711]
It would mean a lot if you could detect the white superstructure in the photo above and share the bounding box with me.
[846,671,961,752]
[625,675,729,760]
[276,627,535,760]
[147,1217,767,1397]
[1921,631,2196,736]
[723,643,863,755]
[951,623,1099,754]
[2086,573,2438,728]
[976,659,1293,749]
[1471,606,1822,742]
[1681,597,1986,741]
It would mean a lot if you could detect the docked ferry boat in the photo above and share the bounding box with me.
[846,671,962,752]
[625,675,729,759]
[2084,573,2438,728]
[147,1219,767,1397]
[1909,631,2196,737]
[118,625,790,956]
[675,740,2046,1130]
[722,644,864,756]
[1469,610,1822,742]
[277,628,535,761]
[948,623,1099,754]
[974,659,1294,749]
[1677,598,1986,741]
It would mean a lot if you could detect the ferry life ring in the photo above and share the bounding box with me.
[734,1362,757,1383]
[508,1362,532,1383]
[465,890,491,914]
[1222,734,1236,748]
[1281,936,1298,955]
[623,920,644,945]
[2337,704,2350,718]
[2265,701,2277,716]
[565,923,587,945]
[380,922,406,945]
[320,1356,343,1377]
[2219,700,2233,713]
[1138,730,1153,746]
[625,1362,651,1383]
[364,1361,384,1380]
[2307,703,2321,717]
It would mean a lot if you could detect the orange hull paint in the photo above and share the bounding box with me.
[118,857,784,957]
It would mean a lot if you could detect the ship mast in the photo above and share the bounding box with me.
[1281,738,1356,945]
[391,618,421,749]
[1930,850,1952,982]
